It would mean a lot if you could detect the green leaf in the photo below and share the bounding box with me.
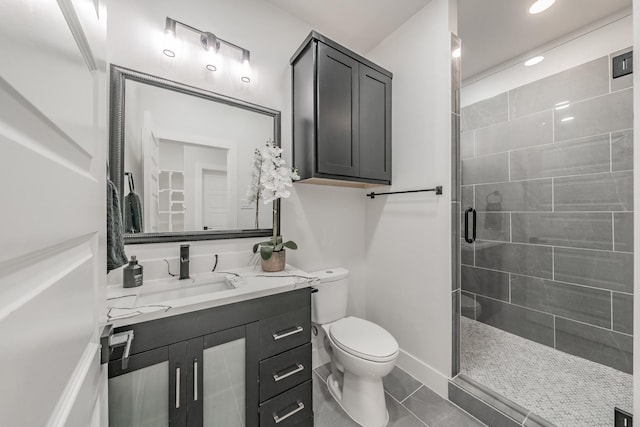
[283,241,298,250]
[260,245,274,260]
[252,243,260,253]
[274,243,283,252]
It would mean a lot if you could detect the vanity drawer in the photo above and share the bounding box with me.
[260,343,312,401]
[259,379,313,427]
[260,307,311,358]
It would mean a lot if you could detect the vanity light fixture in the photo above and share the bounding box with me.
[524,56,544,66]
[162,17,252,82]
[529,0,555,14]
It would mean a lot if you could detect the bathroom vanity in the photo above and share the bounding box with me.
[105,269,315,427]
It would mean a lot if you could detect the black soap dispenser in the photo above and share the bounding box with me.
[123,255,143,288]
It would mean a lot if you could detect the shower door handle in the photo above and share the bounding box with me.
[464,207,476,243]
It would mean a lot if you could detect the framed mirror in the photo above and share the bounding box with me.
[109,65,280,244]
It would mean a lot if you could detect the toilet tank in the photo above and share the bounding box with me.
[310,268,349,324]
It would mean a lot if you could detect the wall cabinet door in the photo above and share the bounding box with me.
[293,34,392,186]
[316,41,360,177]
[359,65,392,181]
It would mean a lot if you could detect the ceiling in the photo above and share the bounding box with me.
[459,0,632,81]
[266,0,433,54]
[269,0,632,83]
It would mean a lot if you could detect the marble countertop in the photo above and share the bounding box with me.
[106,265,318,327]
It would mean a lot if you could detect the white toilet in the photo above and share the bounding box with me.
[311,268,399,427]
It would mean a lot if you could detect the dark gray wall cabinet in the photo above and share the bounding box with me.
[108,289,313,427]
[292,31,392,187]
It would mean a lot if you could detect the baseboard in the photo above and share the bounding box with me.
[396,349,449,398]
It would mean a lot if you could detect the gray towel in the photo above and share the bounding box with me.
[124,192,144,233]
[107,179,128,272]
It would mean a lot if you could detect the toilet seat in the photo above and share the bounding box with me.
[329,317,399,363]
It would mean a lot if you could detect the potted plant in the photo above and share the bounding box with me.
[247,140,299,272]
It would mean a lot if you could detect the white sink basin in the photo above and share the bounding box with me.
[136,276,235,306]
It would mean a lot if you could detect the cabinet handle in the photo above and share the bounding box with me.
[194,359,198,402]
[175,367,180,409]
[273,364,304,382]
[273,326,303,340]
[273,402,304,424]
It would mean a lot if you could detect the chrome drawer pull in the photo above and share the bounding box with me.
[175,367,180,408]
[273,326,303,340]
[273,402,304,424]
[273,364,304,382]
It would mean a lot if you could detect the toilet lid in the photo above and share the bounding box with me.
[329,317,399,362]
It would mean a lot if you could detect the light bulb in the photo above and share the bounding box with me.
[240,50,251,83]
[163,18,177,57]
[202,33,219,71]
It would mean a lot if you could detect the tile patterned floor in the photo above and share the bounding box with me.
[313,363,485,427]
[460,317,633,427]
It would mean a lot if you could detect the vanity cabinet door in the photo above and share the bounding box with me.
[108,346,178,427]
[198,323,259,427]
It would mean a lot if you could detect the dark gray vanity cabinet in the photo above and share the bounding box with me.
[292,31,392,187]
[107,289,313,427]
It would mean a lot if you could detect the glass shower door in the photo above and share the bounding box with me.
[458,52,633,426]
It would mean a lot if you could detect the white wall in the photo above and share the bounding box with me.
[107,0,367,320]
[462,14,633,107]
[633,0,639,418]
[364,0,456,396]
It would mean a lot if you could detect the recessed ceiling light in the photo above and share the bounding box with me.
[524,56,544,66]
[529,0,556,14]
[452,47,461,58]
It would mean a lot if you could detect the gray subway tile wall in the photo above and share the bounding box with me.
[614,212,634,252]
[510,212,613,250]
[474,180,553,212]
[508,57,610,119]
[554,88,632,142]
[459,53,633,373]
[509,134,611,181]
[474,111,553,156]
[509,275,611,328]
[612,130,634,172]
[612,292,634,335]
[553,171,633,212]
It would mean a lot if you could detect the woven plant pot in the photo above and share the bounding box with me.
[261,250,286,272]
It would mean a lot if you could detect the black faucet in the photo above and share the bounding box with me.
[179,244,190,280]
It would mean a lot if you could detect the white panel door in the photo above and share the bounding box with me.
[142,112,160,232]
[0,1,107,427]
[202,170,230,230]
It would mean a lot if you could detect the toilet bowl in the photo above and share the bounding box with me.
[311,269,399,427]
